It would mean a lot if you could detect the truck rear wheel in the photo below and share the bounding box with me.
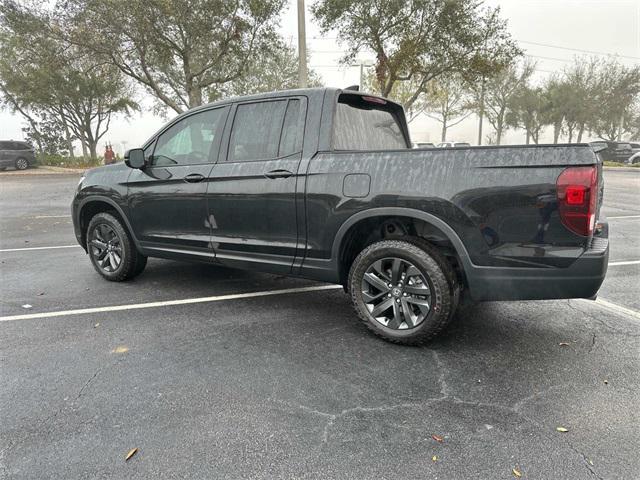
[86,212,147,281]
[348,239,457,345]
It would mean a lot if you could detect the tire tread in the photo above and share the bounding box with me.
[348,238,457,345]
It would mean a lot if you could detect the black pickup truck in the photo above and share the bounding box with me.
[72,87,608,344]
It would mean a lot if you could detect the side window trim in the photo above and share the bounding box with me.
[224,96,306,164]
[149,105,229,167]
[278,98,307,158]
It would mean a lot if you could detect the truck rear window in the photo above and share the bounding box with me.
[333,95,407,150]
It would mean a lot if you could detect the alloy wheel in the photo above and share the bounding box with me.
[361,257,432,330]
[16,158,28,170]
[89,224,123,272]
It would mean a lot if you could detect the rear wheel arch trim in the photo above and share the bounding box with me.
[332,208,475,271]
[78,196,142,251]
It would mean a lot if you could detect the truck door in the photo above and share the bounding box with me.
[206,97,306,274]
[126,106,229,259]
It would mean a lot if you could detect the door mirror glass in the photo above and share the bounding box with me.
[125,148,145,169]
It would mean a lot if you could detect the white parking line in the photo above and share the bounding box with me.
[0,284,343,322]
[0,245,78,253]
[607,215,640,219]
[609,260,640,266]
[583,298,640,322]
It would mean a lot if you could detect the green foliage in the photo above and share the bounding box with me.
[0,0,138,158]
[215,40,323,99]
[423,75,472,141]
[61,0,290,113]
[585,59,640,141]
[312,0,521,111]
[468,60,534,144]
[22,113,70,155]
[506,85,547,144]
[37,154,103,168]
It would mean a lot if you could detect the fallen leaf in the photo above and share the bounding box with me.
[432,455,437,462]
[37,292,45,296]
[112,346,129,354]
[556,427,569,432]
[512,467,522,477]
[125,448,138,461]
[559,342,570,346]
[22,304,32,309]
[431,434,444,443]
[603,380,608,385]
[94,323,100,328]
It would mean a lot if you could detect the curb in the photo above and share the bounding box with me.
[603,167,640,172]
[0,166,86,176]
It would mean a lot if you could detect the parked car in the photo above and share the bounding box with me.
[589,141,633,163]
[412,142,435,148]
[72,87,608,345]
[627,151,640,165]
[0,140,36,170]
[437,141,471,148]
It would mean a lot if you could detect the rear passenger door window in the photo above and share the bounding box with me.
[227,100,287,162]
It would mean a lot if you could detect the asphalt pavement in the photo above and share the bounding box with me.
[1,168,639,479]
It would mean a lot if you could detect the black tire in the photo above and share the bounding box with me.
[348,239,457,345]
[15,158,29,170]
[86,212,147,281]
[131,254,148,278]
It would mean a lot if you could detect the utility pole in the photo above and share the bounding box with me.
[352,62,373,90]
[297,0,308,88]
[477,75,486,146]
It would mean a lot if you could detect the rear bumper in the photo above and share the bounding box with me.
[466,236,609,302]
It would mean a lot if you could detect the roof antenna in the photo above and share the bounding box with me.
[345,85,360,91]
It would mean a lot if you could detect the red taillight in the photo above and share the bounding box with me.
[556,166,598,236]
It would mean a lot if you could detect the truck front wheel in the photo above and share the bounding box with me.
[348,239,457,345]
[86,212,147,281]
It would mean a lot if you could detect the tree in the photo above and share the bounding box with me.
[587,59,640,141]
[469,60,534,145]
[562,58,599,142]
[22,112,72,156]
[311,0,521,113]
[541,76,569,144]
[423,75,472,141]
[61,0,288,114]
[217,40,323,98]
[0,1,137,158]
[506,86,547,144]
[362,72,428,122]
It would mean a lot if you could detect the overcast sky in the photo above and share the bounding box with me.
[1,0,639,150]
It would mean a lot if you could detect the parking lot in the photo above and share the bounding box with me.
[0,168,638,479]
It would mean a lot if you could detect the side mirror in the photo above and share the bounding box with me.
[124,148,145,169]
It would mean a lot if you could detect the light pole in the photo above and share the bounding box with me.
[297,0,308,88]
[351,62,374,90]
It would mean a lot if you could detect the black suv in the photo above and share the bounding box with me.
[0,140,36,170]
[590,141,633,163]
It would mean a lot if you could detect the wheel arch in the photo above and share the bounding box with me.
[332,208,474,287]
[77,196,140,251]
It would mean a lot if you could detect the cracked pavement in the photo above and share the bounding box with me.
[1,169,639,479]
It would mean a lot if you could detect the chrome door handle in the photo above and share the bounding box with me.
[184,173,205,183]
[264,169,293,179]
